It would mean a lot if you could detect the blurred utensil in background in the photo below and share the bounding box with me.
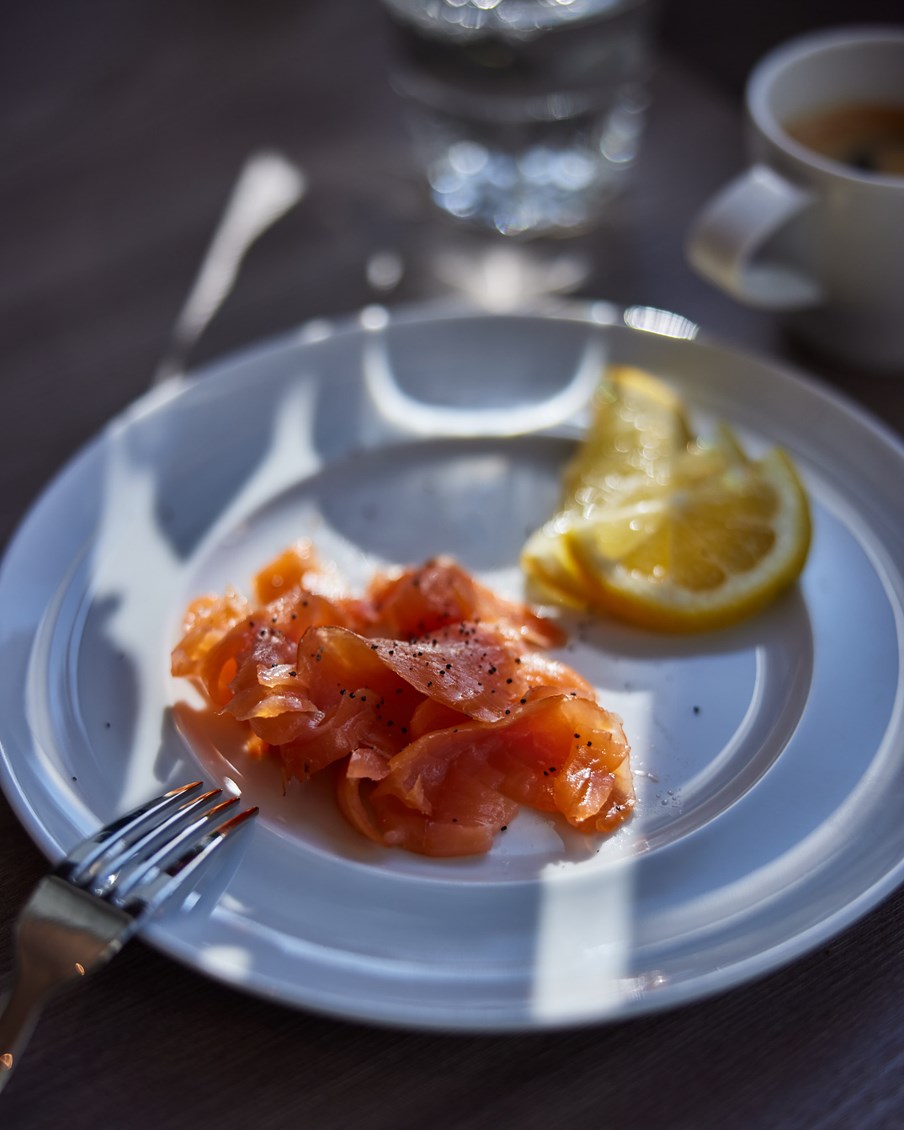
[152,150,306,386]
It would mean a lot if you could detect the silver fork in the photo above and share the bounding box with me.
[0,780,257,1095]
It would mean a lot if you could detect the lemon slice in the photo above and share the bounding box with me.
[522,368,812,632]
[560,365,693,512]
[565,443,811,631]
[522,517,590,609]
[521,365,694,608]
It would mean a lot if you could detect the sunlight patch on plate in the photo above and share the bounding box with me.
[623,305,700,340]
[531,857,635,1020]
[197,944,254,977]
[362,332,603,437]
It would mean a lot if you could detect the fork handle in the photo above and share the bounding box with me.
[0,877,133,1096]
[0,968,53,1096]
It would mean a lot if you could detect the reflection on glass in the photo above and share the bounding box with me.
[383,0,658,237]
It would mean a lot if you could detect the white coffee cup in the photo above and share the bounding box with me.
[686,26,904,373]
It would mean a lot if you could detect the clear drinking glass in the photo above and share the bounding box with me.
[382,0,658,238]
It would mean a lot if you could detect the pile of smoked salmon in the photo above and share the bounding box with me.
[171,542,634,856]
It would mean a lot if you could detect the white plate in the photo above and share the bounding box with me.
[2,302,903,1031]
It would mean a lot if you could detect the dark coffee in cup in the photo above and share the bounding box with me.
[785,103,904,176]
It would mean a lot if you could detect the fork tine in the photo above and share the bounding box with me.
[107,794,239,901]
[57,781,205,884]
[110,801,259,922]
[81,788,227,897]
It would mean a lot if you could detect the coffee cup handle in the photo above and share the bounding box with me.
[686,164,822,309]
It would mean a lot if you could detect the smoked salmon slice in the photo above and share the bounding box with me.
[171,542,634,856]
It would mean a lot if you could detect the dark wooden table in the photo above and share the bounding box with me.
[2,2,903,1127]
